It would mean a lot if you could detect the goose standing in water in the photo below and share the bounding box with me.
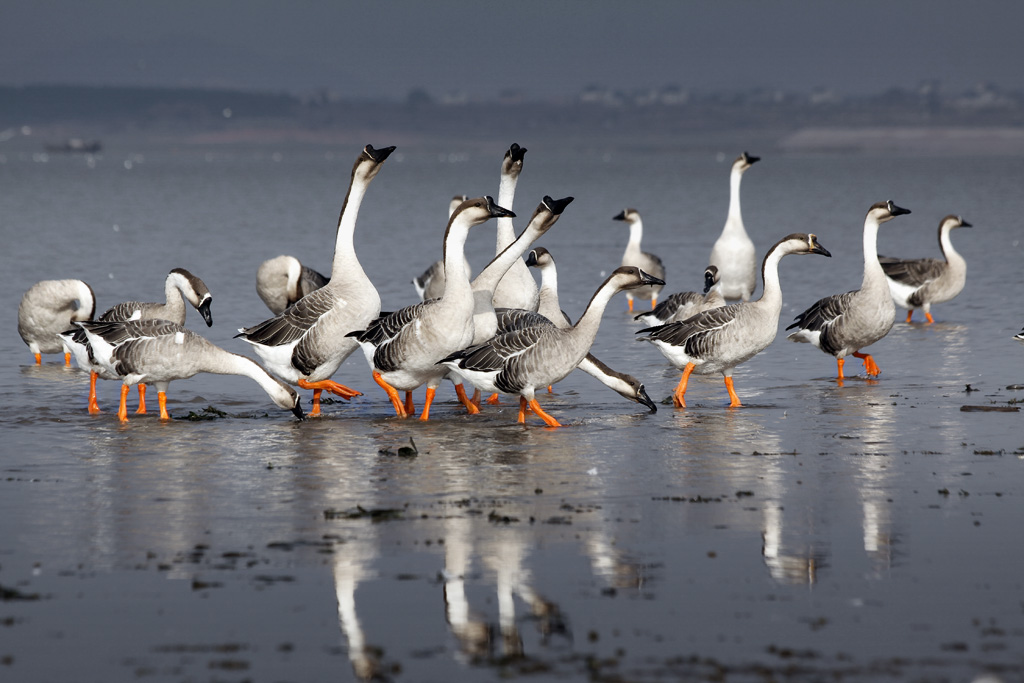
[491,144,538,311]
[236,144,394,417]
[878,214,971,324]
[18,279,96,365]
[256,255,330,315]
[638,234,831,408]
[348,196,515,420]
[62,268,213,414]
[440,267,664,427]
[412,195,470,301]
[614,208,665,312]
[709,151,759,301]
[634,265,725,326]
[77,320,303,423]
[787,201,911,381]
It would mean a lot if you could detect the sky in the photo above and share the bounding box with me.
[3,1,1023,100]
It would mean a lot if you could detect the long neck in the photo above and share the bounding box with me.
[569,280,620,349]
[624,221,643,257]
[474,222,542,293]
[162,278,187,323]
[495,172,518,252]
[537,263,563,325]
[331,176,369,281]
[724,167,746,233]
[203,348,287,400]
[939,226,965,269]
[757,247,786,315]
[442,221,474,302]
[861,218,884,290]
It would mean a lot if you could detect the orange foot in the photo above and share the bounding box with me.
[853,351,881,377]
[455,384,479,415]
[297,378,361,400]
[372,371,407,418]
[486,393,500,405]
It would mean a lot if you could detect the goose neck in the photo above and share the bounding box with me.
[861,218,884,288]
[495,173,519,250]
[939,225,964,267]
[331,179,369,280]
[441,220,474,300]
[474,221,543,293]
[727,167,745,224]
[757,246,785,314]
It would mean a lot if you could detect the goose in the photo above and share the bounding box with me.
[236,144,394,417]
[614,208,666,311]
[786,201,911,381]
[708,151,759,301]
[490,144,538,311]
[76,319,303,423]
[634,265,725,326]
[412,195,470,301]
[348,196,515,420]
[18,279,96,366]
[61,268,214,414]
[638,233,831,408]
[256,255,330,315]
[440,266,664,427]
[1015,327,1024,342]
[878,214,971,324]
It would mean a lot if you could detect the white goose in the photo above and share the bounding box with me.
[77,319,303,422]
[634,265,725,326]
[440,266,664,427]
[236,144,394,417]
[18,279,96,366]
[348,196,515,420]
[878,214,971,324]
[709,151,760,301]
[614,208,666,312]
[787,201,911,381]
[412,195,470,301]
[638,233,831,408]
[490,143,538,311]
[256,255,330,315]
[62,268,214,414]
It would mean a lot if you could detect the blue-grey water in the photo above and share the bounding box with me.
[1,133,1023,682]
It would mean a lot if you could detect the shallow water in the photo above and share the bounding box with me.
[1,136,1023,682]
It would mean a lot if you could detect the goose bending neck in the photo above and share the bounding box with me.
[573,279,623,343]
[331,176,370,281]
[203,349,287,398]
[940,223,964,266]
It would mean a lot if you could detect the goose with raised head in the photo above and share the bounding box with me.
[634,265,725,326]
[348,196,515,420]
[256,255,330,315]
[490,144,538,311]
[62,267,214,414]
[440,267,664,427]
[878,214,971,324]
[709,151,760,301]
[412,195,470,301]
[76,319,303,423]
[18,279,96,366]
[614,208,666,312]
[787,201,911,381]
[236,144,394,417]
[639,233,831,408]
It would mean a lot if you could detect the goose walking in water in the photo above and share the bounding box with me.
[787,201,911,382]
[614,208,665,312]
[878,214,971,324]
[490,144,538,311]
[412,195,470,301]
[236,144,394,417]
[348,196,515,420]
[440,267,664,427]
[62,268,213,414]
[634,265,725,326]
[256,255,330,315]
[638,234,831,408]
[709,151,759,301]
[77,320,303,423]
[18,279,96,366]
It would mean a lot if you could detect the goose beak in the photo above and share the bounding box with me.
[703,274,715,294]
[744,152,761,165]
[636,384,657,413]
[198,299,214,327]
[887,201,911,216]
[485,196,516,219]
[806,234,831,258]
[291,398,305,421]
[612,210,627,221]
[365,145,396,162]
[639,269,666,287]
[960,218,973,228]
[525,251,539,267]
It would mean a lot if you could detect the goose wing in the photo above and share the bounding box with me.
[237,287,336,347]
[99,300,148,322]
[786,291,856,333]
[444,325,548,373]
[878,256,944,287]
[495,307,558,332]
[638,305,738,358]
[639,290,703,323]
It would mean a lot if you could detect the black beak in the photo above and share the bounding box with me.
[198,299,213,327]
[703,273,715,294]
[542,195,574,215]
[744,151,760,165]
[525,250,539,267]
[365,145,396,162]
[887,201,911,216]
[613,210,627,221]
[485,196,516,219]
[291,398,305,421]
[636,384,657,413]
[960,219,973,228]
[639,269,665,287]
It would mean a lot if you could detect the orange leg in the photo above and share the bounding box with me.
[724,376,741,407]
[136,383,147,414]
[404,391,415,415]
[547,385,553,394]
[117,384,130,422]
[309,388,323,417]
[673,363,695,408]
[372,371,406,418]
[88,371,101,414]
[925,312,935,324]
[486,393,501,405]
[836,357,845,380]
[418,387,436,421]
[296,378,361,400]
[627,298,635,313]
[64,352,72,367]
[157,391,170,420]
[853,351,881,377]
[517,396,529,424]
[34,352,42,365]
[471,388,482,408]
[650,297,657,310]
[905,310,914,324]
[527,399,562,427]
[454,384,480,415]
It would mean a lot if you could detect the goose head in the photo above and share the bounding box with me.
[773,233,832,258]
[501,143,527,180]
[868,200,912,225]
[269,380,304,420]
[450,196,515,229]
[735,151,760,172]
[522,195,574,238]
[169,268,214,327]
[525,247,554,269]
[703,265,720,294]
[629,379,658,413]
[612,208,641,225]
[939,214,972,233]
[607,266,666,292]
[353,144,396,183]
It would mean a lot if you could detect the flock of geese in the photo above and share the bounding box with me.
[17,143,985,427]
